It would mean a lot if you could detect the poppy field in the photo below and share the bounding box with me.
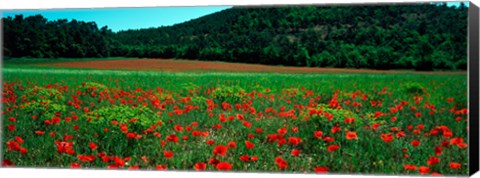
[1,68,469,176]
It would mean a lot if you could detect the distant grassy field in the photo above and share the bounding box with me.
[3,58,468,74]
[1,64,469,175]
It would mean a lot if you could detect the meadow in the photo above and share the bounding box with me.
[1,65,469,176]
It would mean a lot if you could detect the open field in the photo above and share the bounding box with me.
[24,58,468,75]
[1,65,469,175]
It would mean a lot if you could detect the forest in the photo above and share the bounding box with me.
[2,2,469,70]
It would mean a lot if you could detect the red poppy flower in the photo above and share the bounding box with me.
[163,151,173,159]
[245,141,255,149]
[216,162,232,171]
[240,155,250,162]
[174,124,184,132]
[243,121,252,128]
[288,137,302,145]
[213,145,228,156]
[126,132,137,139]
[391,116,397,121]
[113,157,125,167]
[416,124,425,130]
[20,147,28,154]
[227,141,237,148]
[206,140,215,145]
[35,130,45,135]
[166,134,179,143]
[346,131,358,140]
[141,156,148,163]
[291,149,300,156]
[449,162,461,169]
[194,162,206,171]
[277,138,287,146]
[314,131,323,139]
[415,112,422,118]
[274,157,288,169]
[313,166,329,173]
[156,165,167,170]
[327,145,340,152]
[396,131,406,138]
[15,136,24,144]
[98,155,109,163]
[120,125,128,133]
[219,115,227,122]
[277,128,287,135]
[418,166,430,175]
[43,120,52,125]
[8,117,16,122]
[89,142,98,150]
[52,117,61,124]
[442,140,450,147]
[209,158,220,165]
[107,164,119,169]
[344,117,355,124]
[434,146,442,155]
[236,114,245,120]
[256,128,263,134]
[404,164,417,171]
[291,127,298,132]
[63,134,73,141]
[77,155,96,162]
[201,131,209,137]
[331,126,341,134]
[450,137,464,145]
[7,124,16,132]
[1,160,14,167]
[411,140,420,147]
[458,143,468,149]
[427,156,440,166]
[70,163,81,169]
[128,165,139,170]
[251,155,258,162]
[323,137,334,143]
[6,140,20,152]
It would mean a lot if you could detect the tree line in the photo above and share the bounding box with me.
[2,2,468,70]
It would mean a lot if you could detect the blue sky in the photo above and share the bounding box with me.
[1,2,468,32]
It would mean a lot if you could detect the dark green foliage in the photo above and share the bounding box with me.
[3,15,115,58]
[2,3,468,70]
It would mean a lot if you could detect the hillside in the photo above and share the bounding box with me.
[2,2,469,70]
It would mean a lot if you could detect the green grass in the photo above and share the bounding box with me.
[2,57,139,65]
[1,67,469,175]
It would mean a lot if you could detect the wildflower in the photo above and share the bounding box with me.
[163,151,173,159]
[216,162,232,171]
[194,162,206,171]
[213,145,228,156]
[449,162,461,169]
[346,131,358,140]
[314,166,329,173]
[291,149,300,156]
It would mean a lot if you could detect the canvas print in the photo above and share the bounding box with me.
[0,2,472,176]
